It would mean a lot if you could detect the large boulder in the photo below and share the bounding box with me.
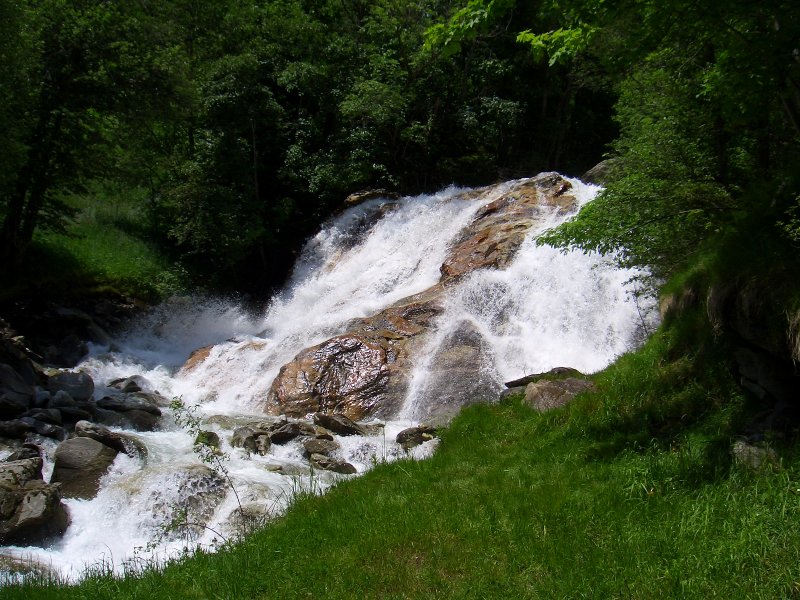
[0,458,69,546]
[523,378,595,412]
[74,420,147,460]
[0,364,34,419]
[265,174,580,421]
[50,437,119,499]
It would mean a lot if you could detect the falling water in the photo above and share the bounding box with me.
[0,176,657,581]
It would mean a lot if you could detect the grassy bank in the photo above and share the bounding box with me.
[3,184,186,303]
[7,315,800,598]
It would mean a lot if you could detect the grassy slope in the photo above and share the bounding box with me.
[3,184,184,303]
[8,319,800,599]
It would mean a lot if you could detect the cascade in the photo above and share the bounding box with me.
[0,174,657,581]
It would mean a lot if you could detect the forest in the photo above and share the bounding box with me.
[5,0,795,297]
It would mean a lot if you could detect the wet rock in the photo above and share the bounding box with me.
[74,421,147,460]
[108,375,152,394]
[58,405,94,424]
[231,427,271,456]
[148,465,227,541]
[302,438,340,458]
[0,419,32,439]
[312,413,366,436]
[195,430,221,450]
[396,425,437,451]
[48,371,94,403]
[309,453,357,474]
[5,444,41,462]
[129,391,172,408]
[18,417,67,441]
[524,378,595,412]
[0,364,34,419]
[122,409,160,432]
[96,394,162,415]
[0,457,69,546]
[439,174,577,282]
[269,421,317,445]
[264,175,583,422]
[505,367,585,388]
[344,188,400,206]
[48,390,77,408]
[50,437,119,499]
[21,408,62,426]
[405,320,501,421]
[180,345,213,375]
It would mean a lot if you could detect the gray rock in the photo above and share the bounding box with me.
[732,440,779,471]
[269,421,316,445]
[195,430,220,450]
[309,453,357,474]
[0,419,34,439]
[48,390,77,408]
[396,425,437,451]
[48,371,94,402]
[121,409,160,432]
[524,378,595,412]
[21,408,62,426]
[312,413,366,436]
[50,437,119,499]
[18,417,67,441]
[581,157,620,184]
[74,421,147,460]
[96,394,162,415]
[0,364,34,419]
[58,406,94,424]
[108,375,152,394]
[5,444,41,462]
[302,438,340,458]
[0,465,69,546]
[504,367,584,389]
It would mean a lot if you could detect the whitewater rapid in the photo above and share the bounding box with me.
[0,176,657,581]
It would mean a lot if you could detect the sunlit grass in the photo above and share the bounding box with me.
[6,315,800,598]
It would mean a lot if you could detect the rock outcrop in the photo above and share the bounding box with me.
[0,456,70,545]
[266,174,581,420]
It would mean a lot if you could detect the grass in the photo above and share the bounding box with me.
[3,183,187,303]
[6,316,800,598]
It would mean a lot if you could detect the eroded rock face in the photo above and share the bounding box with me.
[0,458,70,546]
[261,174,580,420]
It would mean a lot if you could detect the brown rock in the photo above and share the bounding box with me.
[440,175,577,282]
[267,173,581,421]
[312,413,366,436]
[180,345,213,374]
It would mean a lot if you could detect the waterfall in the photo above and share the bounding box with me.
[0,175,657,581]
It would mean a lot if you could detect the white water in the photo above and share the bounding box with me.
[1,176,657,581]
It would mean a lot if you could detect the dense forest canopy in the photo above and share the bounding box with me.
[1,0,797,293]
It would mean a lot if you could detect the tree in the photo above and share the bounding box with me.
[0,0,178,270]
